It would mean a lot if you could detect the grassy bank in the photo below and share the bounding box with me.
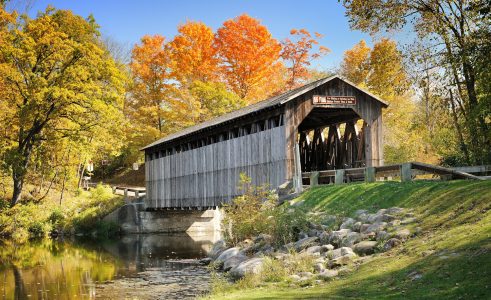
[0,184,124,242]
[209,180,491,299]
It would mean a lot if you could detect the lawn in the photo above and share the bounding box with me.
[209,180,491,299]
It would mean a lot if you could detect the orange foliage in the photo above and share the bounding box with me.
[214,14,282,102]
[340,39,371,86]
[170,21,219,84]
[281,28,330,89]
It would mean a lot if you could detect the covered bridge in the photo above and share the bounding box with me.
[142,75,388,209]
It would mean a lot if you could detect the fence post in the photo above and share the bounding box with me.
[124,188,128,198]
[401,163,412,182]
[365,167,376,183]
[135,190,140,198]
[335,169,345,185]
[310,171,319,187]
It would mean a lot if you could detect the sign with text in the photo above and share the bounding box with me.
[313,95,356,105]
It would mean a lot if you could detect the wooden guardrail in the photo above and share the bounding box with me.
[302,162,485,186]
[111,186,146,198]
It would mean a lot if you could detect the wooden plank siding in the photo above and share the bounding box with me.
[145,126,288,209]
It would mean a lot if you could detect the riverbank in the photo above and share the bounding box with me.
[0,184,124,242]
[205,180,491,299]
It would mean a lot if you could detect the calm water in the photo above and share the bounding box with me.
[0,232,220,300]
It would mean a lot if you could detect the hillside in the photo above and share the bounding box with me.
[211,180,491,299]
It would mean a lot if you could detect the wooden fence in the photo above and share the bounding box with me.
[302,162,485,186]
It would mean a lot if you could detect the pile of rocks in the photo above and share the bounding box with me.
[204,207,418,281]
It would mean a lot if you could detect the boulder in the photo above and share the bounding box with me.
[401,217,416,225]
[319,214,337,227]
[209,240,227,259]
[223,253,248,271]
[319,231,331,244]
[329,247,355,259]
[254,233,273,244]
[340,218,356,230]
[302,245,322,255]
[314,262,325,273]
[376,214,396,222]
[238,239,254,249]
[386,207,405,215]
[229,258,264,279]
[354,209,368,218]
[340,232,362,247]
[216,247,240,264]
[393,228,411,241]
[321,244,334,252]
[294,236,319,252]
[363,222,387,234]
[330,253,357,267]
[383,238,402,251]
[376,231,390,241]
[329,229,351,246]
[353,241,378,256]
[388,220,401,227]
[318,269,338,279]
[359,224,371,233]
[297,271,313,278]
[352,221,362,232]
[289,274,301,281]
[199,257,213,265]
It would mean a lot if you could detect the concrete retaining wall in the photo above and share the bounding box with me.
[103,203,222,234]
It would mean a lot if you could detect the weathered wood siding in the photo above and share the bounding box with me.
[145,125,287,208]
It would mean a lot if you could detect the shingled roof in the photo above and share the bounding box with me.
[142,74,388,150]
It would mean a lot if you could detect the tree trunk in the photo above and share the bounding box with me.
[10,140,34,207]
[11,176,24,207]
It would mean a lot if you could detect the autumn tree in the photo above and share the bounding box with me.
[0,8,126,206]
[215,14,282,101]
[340,40,370,86]
[343,0,491,164]
[281,29,330,89]
[170,21,219,85]
[341,39,423,163]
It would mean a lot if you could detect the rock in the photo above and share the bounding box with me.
[216,247,240,264]
[329,229,351,246]
[319,231,331,244]
[393,228,411,241]
[359,223,371,233]
[297,271,313,278]
[308,229,323,238]
[294,237,319,251]
[329,247,355,259]
[407,271,422,281]
[223,254,248,271]
[377,214,396,222]
[388,219,401,227]
[386,207,405,215]
[318,269,338,279]
[354,209,368,217]
[383,238,402,251]
[352,221,362,232]
[302,245,322,255]
[229,258,264,279]
[254,233,273,244]
[376,231,390,241]
[238,239,254,248]
[314,262,325,273]
[401,217,416,225]
[337,266,352,276]
[289,274,301,281]
[319,214,337,227]
[209,240,227,259]
[321,244,334,252]
[330,253,357,267]
[341,232,362,247]
[353,241,378,256]
[363,222,387,234]
[199,257,213,265]
[298,232,309,240]
[340,218,356,230]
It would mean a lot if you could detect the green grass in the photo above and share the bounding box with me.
[208,180,491,299]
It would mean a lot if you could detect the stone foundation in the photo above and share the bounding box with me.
[103,203,222,234]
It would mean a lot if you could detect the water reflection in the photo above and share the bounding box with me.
[0,232,219,299]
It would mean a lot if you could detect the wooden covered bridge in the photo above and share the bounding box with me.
[142,75,388,209]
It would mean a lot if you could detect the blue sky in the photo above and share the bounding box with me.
[23,0,374,70]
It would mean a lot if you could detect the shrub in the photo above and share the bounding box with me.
[28,221,46,238]
[222,173,310,246]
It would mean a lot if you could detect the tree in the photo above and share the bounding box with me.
[0,8,125,206]
[342,0,491,164]
[340,40,370,86]
[215,14,282,101]
[129,35,174,136]
[188,80,245,122]
[341,39,422,163]
[281,29,330,89]
[169,21,219,85]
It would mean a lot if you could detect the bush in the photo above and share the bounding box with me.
[222,174,310,247]
[28,221,46,238]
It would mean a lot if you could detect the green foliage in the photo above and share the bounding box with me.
[223,174,309,246]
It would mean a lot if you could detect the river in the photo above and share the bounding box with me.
[0,232,220,299]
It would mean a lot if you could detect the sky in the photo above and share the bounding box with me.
[19,0,375,70]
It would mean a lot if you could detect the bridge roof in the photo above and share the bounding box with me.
[142,74,388,150]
